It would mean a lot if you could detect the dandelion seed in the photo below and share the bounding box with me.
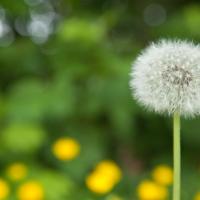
[130,40,200,117]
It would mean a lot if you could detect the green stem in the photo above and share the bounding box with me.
[173,112,181,200]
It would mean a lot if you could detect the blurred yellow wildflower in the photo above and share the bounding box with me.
[137,180,168,200]
[86,171,114,194]
[0,179,10,200]
[194,192,200,200]
[152,165,173,186]
[52,137,80,161]
[95,160,122,183]
[17,181,44,200]
[86,160,122,194]
[7,163,27,181]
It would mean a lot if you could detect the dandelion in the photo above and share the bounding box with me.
[194,192,200,200]
[86,171,115,194]
[17,181,44,200]
[6,162,27,181]
[52,137,80,161]
[152,165,173,186]
[130,40,200,200]
[137,180,168,200]
[86,160,122,194]
[130,40,200,117]
[0,179,10,200]
[95,160,122,183]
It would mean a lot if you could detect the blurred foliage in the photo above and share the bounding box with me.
[0,0,200,199]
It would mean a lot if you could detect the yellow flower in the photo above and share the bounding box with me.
[137,180,168,200]
[152,165,173,186]
[0,179,10,200]
[17,181,44,200]
[86,160,122,194]
[52,137,80,161]
[6,163,27,181]
[86,171,115,194]
[95,160,122,184]
[194,192,200,200]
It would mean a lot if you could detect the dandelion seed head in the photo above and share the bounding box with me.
[130,39,200,117]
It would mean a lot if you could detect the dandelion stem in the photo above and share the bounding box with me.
[173,112,181,200]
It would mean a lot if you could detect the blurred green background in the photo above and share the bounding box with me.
[0,0,200,199]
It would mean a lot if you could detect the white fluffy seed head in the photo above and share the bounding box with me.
[130,39,200,117]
